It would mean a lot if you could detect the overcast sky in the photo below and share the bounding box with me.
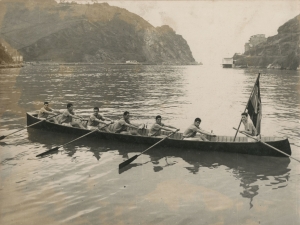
[65,1,299,65]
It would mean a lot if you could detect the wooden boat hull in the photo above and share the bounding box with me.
[27,112,292,157]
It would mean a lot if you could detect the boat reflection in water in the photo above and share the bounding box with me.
[28,128,291,208]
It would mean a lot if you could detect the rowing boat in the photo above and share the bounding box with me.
[27,111,291,157]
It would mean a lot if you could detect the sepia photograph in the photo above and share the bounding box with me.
[0,0,299,224]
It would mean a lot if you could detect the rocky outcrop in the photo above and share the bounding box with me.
[0,0,195,64]
[234,14,300,70]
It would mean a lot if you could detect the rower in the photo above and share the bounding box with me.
[38,102,60,124]
[239,112,258,142]
[108,111,143,135]
[149,115,179,137]
[183,118,216,141]
[87,107,113,132]
[57,103,86,129]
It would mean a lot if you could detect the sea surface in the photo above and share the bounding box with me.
[0,64,299,225]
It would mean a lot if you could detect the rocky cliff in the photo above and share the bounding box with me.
[234,14,300,70]
[0,0,195,64]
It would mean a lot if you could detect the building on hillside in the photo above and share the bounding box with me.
[244,34,267,53]
[222,58,235,68]
[126,60,139,64]
[1,42,23,62]
[12,55,23,62]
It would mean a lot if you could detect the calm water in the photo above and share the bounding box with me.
[0,65,299,225]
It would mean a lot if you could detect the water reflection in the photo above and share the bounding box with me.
[26,128,291,208]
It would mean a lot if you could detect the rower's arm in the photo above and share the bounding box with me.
[164,124,177,130]
[69,112,83,120]
[73,115,83,119]
[94,118,106,124]
[52,108,61,114]
[49,111,58,115]
[102,116,113,122]
[197,128,215,136]
[252,124,257,136]
[48,107,55,114]
[39,108,55,116]
[161,126,176,132]
[125,122,139,129]
[240,130,249,134]
[240,129,257,136]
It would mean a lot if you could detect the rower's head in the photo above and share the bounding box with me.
[156,115,162,124]
[44,101,49,109]
[93,107,99,115]
[123,111,130,119]
[241,112,248,122]
[67,103,73,111]
[194,117,201,126]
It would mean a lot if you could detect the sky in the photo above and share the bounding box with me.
[64,1,300,65]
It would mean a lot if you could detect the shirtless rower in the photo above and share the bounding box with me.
[148,115,179,137]
[183,118,216,141]
[87,107,113,132]
[108,111,143,135]
[38,102,60,124]
[239,112,258,142]
[58,103,86,129]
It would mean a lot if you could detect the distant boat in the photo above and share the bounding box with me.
[125,60,139,65]
[222,58,234,68]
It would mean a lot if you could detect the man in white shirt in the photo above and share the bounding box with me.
[239,112,257,142]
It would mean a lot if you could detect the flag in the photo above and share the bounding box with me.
[246,75,262,135]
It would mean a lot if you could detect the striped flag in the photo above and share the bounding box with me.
[247,75,262,134]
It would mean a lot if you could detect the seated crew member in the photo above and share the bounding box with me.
[38,101,60,124]
[108,111,143,135]
[183,117,216,141]
[149,115,179,137]
[87,107,113,132]
[239,112,257,142]
[58,103,86,129]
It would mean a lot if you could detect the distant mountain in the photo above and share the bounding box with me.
[234,14,300,70]
[0,0,196,64]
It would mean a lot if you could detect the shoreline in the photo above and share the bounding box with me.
[24,62,202,66]
[0,64,24,69]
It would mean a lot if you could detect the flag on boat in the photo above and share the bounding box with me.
[247,74,262,134]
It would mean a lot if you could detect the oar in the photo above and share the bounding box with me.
[36,123,112,157]
[119,129,179,170]
[36,130,98,157]
[0,113,61,140]
[233,127,300,163]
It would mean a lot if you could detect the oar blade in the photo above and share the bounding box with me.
[0,135,6,140]
[36,147,60,157]
[119,155,139,170]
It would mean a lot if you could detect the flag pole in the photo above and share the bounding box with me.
[233,73,261,141]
